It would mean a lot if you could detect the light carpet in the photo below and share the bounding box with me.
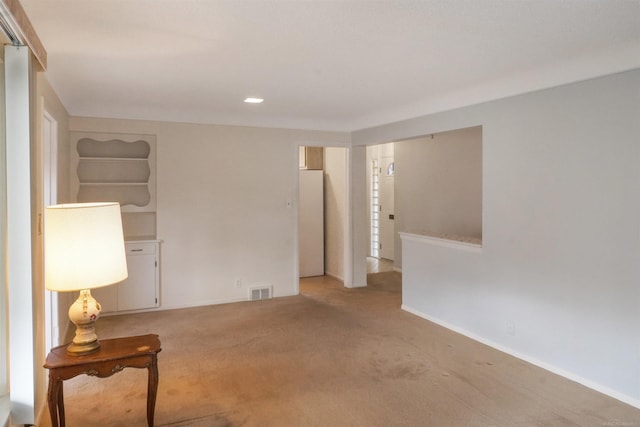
[42,273,639,426]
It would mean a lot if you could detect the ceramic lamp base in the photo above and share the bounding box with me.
[67,289,102,356]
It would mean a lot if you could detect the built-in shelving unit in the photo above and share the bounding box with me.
[70,132,161,313]
[71,133,156,212]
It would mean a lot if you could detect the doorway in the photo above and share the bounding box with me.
[367,143,395,267]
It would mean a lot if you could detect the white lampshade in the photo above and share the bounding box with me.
[45,202,128,292]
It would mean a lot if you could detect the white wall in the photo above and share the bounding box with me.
[394,126,482,268]
[324,147,346,280]
[353,69,640,406]
[348,145,368,287]
[69,117,349,307]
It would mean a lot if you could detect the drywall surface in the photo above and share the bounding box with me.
[324,147,346,280]
[349,145,369,287]
[354,69,640,405]
[394,126,482,268]
[69,117,349,307]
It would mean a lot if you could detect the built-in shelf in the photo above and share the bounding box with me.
[71,131,157,239]
[71,132,156,213]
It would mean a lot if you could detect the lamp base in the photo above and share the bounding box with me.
[67,289,103,356]
[67,339,100,355]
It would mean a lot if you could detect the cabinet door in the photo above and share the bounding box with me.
[117,243,158,311]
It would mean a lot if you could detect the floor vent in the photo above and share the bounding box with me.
[249,286,272,301]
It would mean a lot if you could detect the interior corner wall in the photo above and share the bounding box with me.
[352,69,640,405]
[68,117,349,308]
[348,145,368,287]
[323,147,346,281]
[394,126,482,268]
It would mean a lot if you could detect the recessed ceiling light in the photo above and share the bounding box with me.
[244,97,264,104]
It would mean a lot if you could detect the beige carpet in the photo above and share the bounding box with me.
[43,273,639,426]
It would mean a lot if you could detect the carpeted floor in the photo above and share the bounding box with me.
[42,273,639,426]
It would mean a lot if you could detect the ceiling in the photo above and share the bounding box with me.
[20,0,640,132]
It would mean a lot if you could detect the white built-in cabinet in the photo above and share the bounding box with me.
[93,240,160,313]
[70,132,160,313]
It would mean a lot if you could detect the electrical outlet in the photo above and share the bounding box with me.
[235,279,242,288]
[506,320,515,336]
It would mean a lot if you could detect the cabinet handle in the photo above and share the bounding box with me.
[130,249,143,252]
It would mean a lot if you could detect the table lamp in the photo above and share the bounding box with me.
[45,202,128,355]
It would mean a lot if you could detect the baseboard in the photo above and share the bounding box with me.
[136,297,256,313]
[325,271,344,282]
[401,304,640,410]
[102,291,301,316]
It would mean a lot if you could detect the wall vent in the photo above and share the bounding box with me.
[249,286,272,301]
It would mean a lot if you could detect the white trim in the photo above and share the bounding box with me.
[0,52,7,406]
[293,145,300,294]
[324,271,344,282]
[343,147,353,287]
[43,104,59,354]
[399,231,482,253]
[5,45,35,424]
[101,291,301,316]
[43,108,58,205]
[401,304,640,410]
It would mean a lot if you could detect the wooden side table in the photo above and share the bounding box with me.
[44,334,161,427]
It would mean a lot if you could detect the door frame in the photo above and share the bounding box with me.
[42,107,58,353]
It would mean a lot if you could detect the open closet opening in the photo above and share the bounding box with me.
[298,145,349,286]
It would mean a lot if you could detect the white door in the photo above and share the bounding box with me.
[379,154,395,260]
[299,170,324,277]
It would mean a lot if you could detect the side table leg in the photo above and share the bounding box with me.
[58,383,65,427]
[47,374,62,427]
[147,355,159,427]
